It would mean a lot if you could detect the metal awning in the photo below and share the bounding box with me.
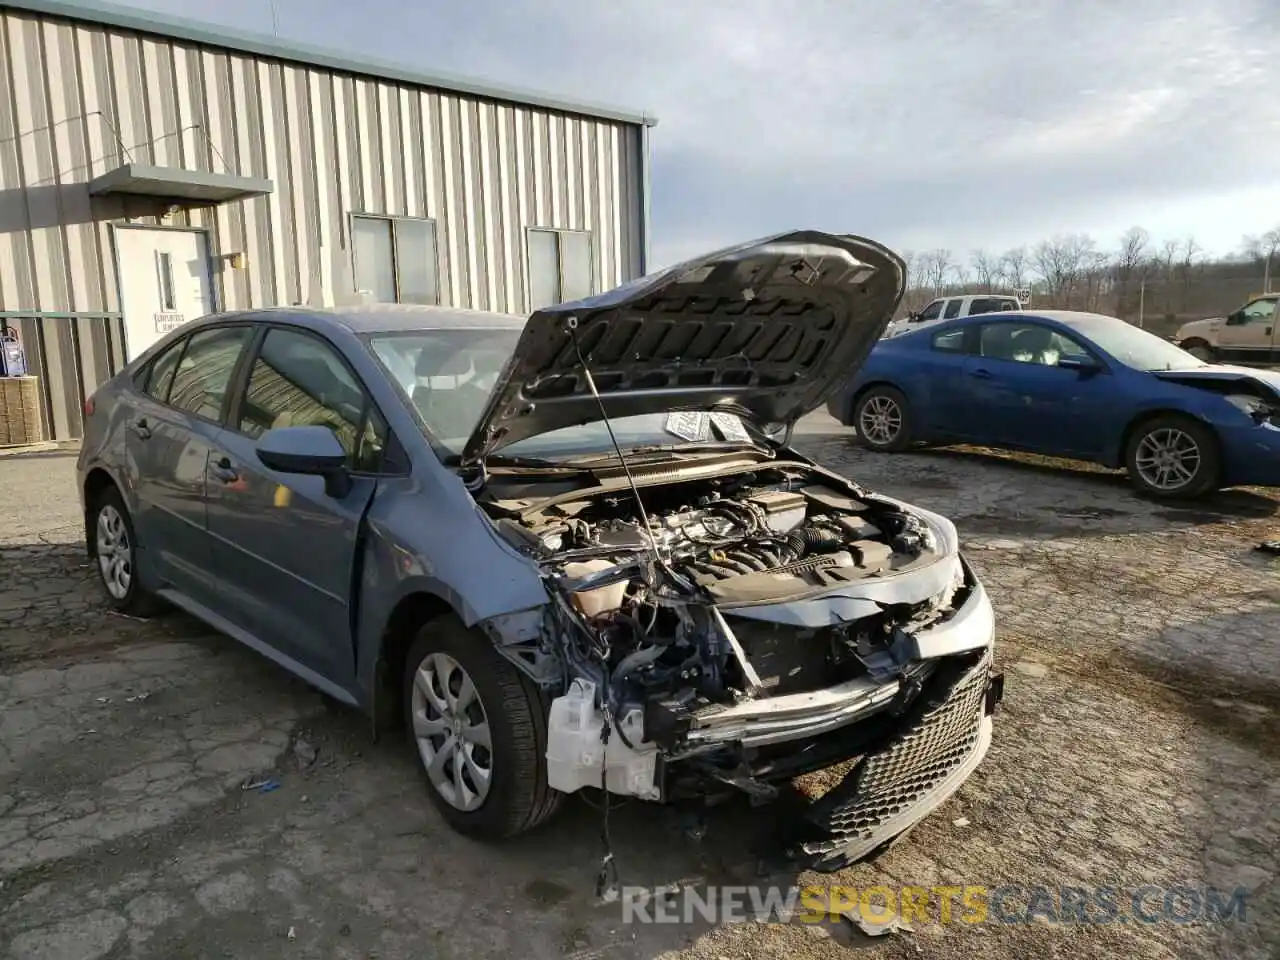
[88,163,274,204]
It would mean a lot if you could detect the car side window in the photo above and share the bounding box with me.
[943,299,964,320]
[1240,299,1277,323]
[168,327,252,420]
[917,300,943,322]
[980,322,1088,367]
[238,327,387,472]
[968,298,995,315]
[999,299,1019,311]
[931,327,967,353]
[140,337,188,403]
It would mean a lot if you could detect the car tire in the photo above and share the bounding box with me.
[88,486,161,617]
[1181,340,1214,362]
[853,385,913,452]
[1124,415,1220,498]
[403,615,563,839]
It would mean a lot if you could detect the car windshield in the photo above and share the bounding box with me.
[368,329,759,459]
[1070,319,1207,372]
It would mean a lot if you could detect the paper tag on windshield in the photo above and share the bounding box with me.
[664,411,710,442]
[709,412,750,442]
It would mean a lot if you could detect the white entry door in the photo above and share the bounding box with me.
[115,227,215,360]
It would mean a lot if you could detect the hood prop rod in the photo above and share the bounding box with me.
[565,316,665,571]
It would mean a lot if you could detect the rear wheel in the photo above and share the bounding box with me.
[403,615,563,839]
[1182,340,1214,362]
[853,386,912,452]
[1124,415,1220,498]
[88,486,161,617]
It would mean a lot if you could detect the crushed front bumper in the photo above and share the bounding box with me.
[791,649,1004,871]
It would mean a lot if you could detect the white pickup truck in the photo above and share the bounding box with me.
[883,293,1023,339]
[1173,294,1279,364]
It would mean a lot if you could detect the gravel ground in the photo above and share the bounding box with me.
[1,414,1277,960]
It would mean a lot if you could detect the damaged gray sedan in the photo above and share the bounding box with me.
[77,230,1002,872]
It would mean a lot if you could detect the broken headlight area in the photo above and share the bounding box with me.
[482,464,975,806]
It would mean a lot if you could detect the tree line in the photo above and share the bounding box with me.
[899,226,1280,336]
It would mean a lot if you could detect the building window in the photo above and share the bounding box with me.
[527,228,593,310]
[351,214,439,305]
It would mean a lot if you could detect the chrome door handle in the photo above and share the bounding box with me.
[132,418,152,439]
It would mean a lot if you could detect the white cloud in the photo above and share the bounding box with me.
[136,0,1280,267]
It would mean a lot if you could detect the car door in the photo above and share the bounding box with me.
[204,324,388,685]
[916,324,980,439]
[124,324,254,604]
[1216,298,1278,363]
[962,320,1112,456]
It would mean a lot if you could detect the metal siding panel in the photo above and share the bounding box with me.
[0,16,28,311]
[421,91,446,301]
[399,88,418,218]
[230,54,267,305]
[458,99,481,309]
[330,76,355,300]
[530,111,547,227]
[610,125,624,288]
[476,102,500,311]
[495,105,519,313]
[548,113,563,229]
[513,107,532,310]
[378,83,399,215]
[355,78,377,213]
[140,37,175,167]
[304,71,334,305]
[285,66,316,304]
[171,44,200,169]
[259,61,293,304]
[439,94,463,306]
[621,124,643,280]
[9,15,66,312]
[564,116,578,232]
[202,49,242,308]
[41,19,91,312]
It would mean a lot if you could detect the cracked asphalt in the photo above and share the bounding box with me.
[2,414,1278,959]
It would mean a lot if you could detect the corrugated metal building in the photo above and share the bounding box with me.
[0,0,655,440]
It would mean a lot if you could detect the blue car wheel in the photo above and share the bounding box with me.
[1124,414,1220,498]
[853,385,912,452]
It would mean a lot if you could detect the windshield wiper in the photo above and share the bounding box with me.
[562,440,774,465]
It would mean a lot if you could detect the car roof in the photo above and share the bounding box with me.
[194,303,528,335]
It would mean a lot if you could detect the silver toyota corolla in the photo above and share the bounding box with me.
[77,230,1002,871]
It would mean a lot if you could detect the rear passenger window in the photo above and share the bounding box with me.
[943,299,964,319]
[968,298,996,315]
[238,328,384,471]
[168,327,252,421]
[932,328,966,352]
[140,337,188,403]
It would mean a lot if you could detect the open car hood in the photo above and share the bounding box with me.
[460,230,905,467]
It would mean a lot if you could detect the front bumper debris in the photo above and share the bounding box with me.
[790,649,1004,872]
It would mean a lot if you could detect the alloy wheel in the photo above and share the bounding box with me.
[411,652,493,811]
[859,395,902,446]
[1134,427,1201,491]
[96,505,133,600]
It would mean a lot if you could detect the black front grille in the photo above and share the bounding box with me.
[800,651,991,856]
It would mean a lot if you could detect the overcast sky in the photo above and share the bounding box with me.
[139,0,1280,271]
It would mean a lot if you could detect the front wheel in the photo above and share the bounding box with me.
[853,385,913,452]
[403,616,563,839]
[89,486,161,617]
[1182,340,1214,362]
[1124,415,1220,498]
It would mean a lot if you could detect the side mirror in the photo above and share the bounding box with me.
[1056,356,1101,375]
[256,425,353,498]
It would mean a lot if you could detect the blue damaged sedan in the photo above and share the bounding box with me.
[77,231,1004,872]
[828,310,1280,498]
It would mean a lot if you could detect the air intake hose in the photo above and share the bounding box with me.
[783,526,843,559]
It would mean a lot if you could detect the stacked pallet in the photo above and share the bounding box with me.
[0,376,44,446]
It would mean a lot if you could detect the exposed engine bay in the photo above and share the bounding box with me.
[483,459,973,802]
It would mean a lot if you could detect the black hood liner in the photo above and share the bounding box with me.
[461,230,906,466]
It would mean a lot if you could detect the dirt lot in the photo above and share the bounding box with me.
[2,414,1278,960]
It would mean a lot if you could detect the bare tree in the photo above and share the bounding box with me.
[1176,237,1202,312]
[1000,246,1030,296]
[1112,226,1150,318]
[970,249,999,292]
[1033,234,1096,307]
[918,249,953,295]
[1157,239,1180,312]
[1242,227,1280,293]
